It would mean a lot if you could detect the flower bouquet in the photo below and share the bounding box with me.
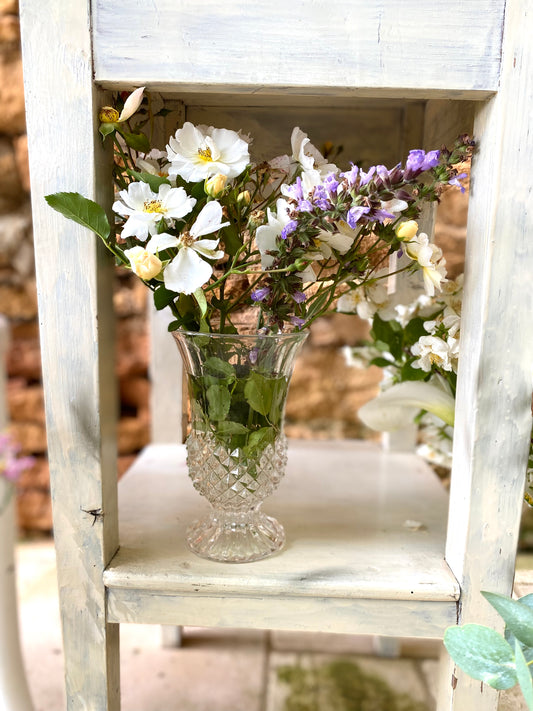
[45,88,473,561]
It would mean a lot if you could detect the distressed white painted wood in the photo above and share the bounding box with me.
[104,441,459,636]
[436,1,533,708]
[92,1,504,98]
[19,1,120,709]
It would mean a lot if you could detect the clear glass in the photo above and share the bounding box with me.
[173,330,308,563]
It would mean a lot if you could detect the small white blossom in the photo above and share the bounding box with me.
[404,232,447,296]
[411,335,457,372]
[113,182,196,241]
[146,201,227,295]
[167,122,250,182]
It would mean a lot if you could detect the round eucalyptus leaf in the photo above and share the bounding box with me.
[444,624,518,690]
[483,591,533,648]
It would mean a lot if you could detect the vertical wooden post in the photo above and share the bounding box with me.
[20,1,120,708]
[437,1,533,708]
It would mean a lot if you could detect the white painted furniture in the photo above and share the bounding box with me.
[19,2,533,709]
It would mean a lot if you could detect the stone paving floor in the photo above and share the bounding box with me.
[14,539,533,711]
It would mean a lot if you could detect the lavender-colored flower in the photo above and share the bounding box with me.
[290,315,306,329]
[448,172,467,193]
[281,220,298,239]
[311,185,333,210]
[323,172,340,196]
[346,205,370,228]
[359,166,376,186]
[298,199,314,212]
[281,177,304,202]
[292,291,306,304]
[370,208,396,222]
[341,164,359,186]
[251,286,271,302]
[404,149,441,180]
[249,347,259,365]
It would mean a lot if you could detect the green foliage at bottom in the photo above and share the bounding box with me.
[277,659,429,711]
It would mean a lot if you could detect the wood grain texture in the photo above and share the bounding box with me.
[19,1,120,708]
[437,0,533,708]
[92,0,504,98]
[104,441,459,637]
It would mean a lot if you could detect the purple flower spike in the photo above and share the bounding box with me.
[298,199,314,212]
[281,220,298,239]
[404,149,441,180]
[251,286,271,302]
[359,166,376,186]
[311,185,333,210]
[290,316,306,329]
[249,348,259,365]
[282,176,304,202]
[422,149,440,170]
[323,172,340,196]
[346,205,370,229]
[448,172,467,193]
[341,164,359,186]
[292,291,306,304]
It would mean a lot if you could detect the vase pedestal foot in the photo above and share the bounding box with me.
[186,510,285,563]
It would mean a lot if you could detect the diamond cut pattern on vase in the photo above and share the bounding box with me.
[186,431,288,511]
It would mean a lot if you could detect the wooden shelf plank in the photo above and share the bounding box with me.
[92,1,503,98]
[104,441,459,634]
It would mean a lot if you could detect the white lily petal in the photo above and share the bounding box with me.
[163,247,212,295]
[359,381,456,431]
[118,86,145,122]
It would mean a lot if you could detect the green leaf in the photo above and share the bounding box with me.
[206,384,230,421]
[204,357,235,379]
[126,169,170,192]
[153,286,178,311]
[45,192,110,240]
[193,288,208,318]
[400,361,428,382]
[370,357,395,368]
[220,224,242,257]
[248,426,276,451]
[120,130,151,152]
[215,421,250,436]
[444,624,518,690]
[483,592,533,647]
[404,316,430,344]
[244,373,273,416]
[305,291,329,321]
[515,639,533,710]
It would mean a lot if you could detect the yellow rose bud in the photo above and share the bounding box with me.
[99,106,120,123]
[205,173,228,198]
[395,220,419,241]
[237,190,251,205]
[125,247,162,281]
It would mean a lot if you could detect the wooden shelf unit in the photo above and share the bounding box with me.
[19,1,533,709]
